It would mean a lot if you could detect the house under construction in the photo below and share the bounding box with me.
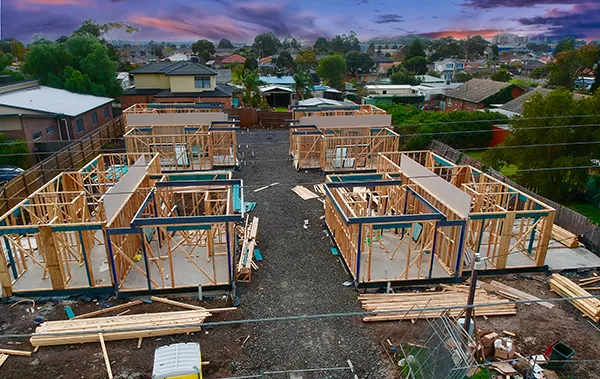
[0,153,243,297]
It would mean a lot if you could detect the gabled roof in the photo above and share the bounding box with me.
[445,79,513,103]
[259,75,295,85]
[130,61,217,76]
[373,55,393,63]
[222,54,246,63]
[500,87,588,115]
[0,84,113,117]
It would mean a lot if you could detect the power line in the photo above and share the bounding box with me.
[2,295,599,340]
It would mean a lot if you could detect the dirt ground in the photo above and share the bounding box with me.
[369,272,600,379]
[1,130,599,379]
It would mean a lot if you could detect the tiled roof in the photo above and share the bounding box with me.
[130,61,217,76]
[222,54,246,63]
[445,78,512,103]
[500,87,588,115]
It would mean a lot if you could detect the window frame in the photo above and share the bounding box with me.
[46,126,55,135]
[76,118,84,133]
[91,112,99,125]
[32,131,42,141]
[104,106,110,119]
[194,76,211,89]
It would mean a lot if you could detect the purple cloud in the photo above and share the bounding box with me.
[517,3,600,39]
[462,0,589,8]
[373,14,404,24]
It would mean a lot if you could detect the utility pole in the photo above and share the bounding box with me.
[463,252,478,335]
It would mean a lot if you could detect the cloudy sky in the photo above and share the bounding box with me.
[1,0,599,43]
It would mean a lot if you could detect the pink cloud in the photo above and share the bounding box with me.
[130,15,249,40]
[19,0,93,5]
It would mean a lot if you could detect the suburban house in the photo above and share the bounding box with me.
[310,85,343,101]
[122,61,239,109]
[432,58,465,80]
[361,84,424,105]
[0,80,114,160]
[444,78,524,112]
[259,75,296,87]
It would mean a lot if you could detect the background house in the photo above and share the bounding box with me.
[122,61,238,108]
[361,84,424,105]
[444,78,524,111]
[0,80,114,161]
[432,58,465,81]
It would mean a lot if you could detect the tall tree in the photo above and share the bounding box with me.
[192,39,216,61]
[365,43,376,57]
[296,50,317,70]
[402,56,428,75]
[547,44,599,89]
[0,38,25,61]
[313,37,330,55]
[390,67,420,85]
[274,51,295,73]
[293,71,312,100]
[316,54,347,89]
[330,32,360,54]
[490,44,499,60]
[463,35,489,59]
[591,64,600,93]
[252,32,281,58]
[554,37,576,56]
[405,39,425,60]
[282,35,301,51]
[346,51,373,76]
[482,88,600,201]
[218,38,235,49]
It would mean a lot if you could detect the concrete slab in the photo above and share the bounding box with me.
[359,230,452,282]
[545,240,600,271]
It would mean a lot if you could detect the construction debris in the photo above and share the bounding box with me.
[358,286,516,322]
[73,300,144,319]
[291,185,319,200]
[237,216,259,282]
[0,348,33,357]
[30,310,211,347]
[149,296,236,314]
[253,182,279,193]
[550,273,600,322]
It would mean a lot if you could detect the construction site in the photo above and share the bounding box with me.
[1,103,600,379]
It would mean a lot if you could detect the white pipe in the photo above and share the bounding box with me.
[63,118,70,140]
[56,118,63,140]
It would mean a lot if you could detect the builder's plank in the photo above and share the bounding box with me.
[291,186,319,200]
[488,280,554,309]
[73,300,143,319]
[0,348,32,357]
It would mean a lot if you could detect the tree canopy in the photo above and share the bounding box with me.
[252,32,281,58]
[554,37,576,56]
[274,50,295,73]
[346,51,373,75]
[218,38,234,49]
[282,35,301,51]
[390,67,420,85]
[330,32,361,54]
[23,35,122,98]
[316,54,347,89]
[192,39,216,61]
[296,50,317,69]
[482,88,600,201]
[547,44,599,89]
[313,37,330,55]
[0,38,25,61]
[402,56,428,75]
[490,68,511,82]
[405,39,425,60]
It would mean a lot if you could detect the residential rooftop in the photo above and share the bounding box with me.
[131,61,217,76]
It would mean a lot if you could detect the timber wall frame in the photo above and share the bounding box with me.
[0,152,243,297]
[377,151,556,272]
[123,103,228,131]
[324,173,467,286]
[124,121,239,171]
[289,104,387,119]
[289,125,400,172]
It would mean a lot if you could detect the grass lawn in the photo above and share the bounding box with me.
[274,107,290,113]
[463,150,519,178]
[563,200,600,225]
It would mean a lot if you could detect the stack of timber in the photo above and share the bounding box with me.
[237,216,259,282]
[480,280,554,309]
[359,287,516,322]
[549,273,600,322]
[30,310,211,347]
[538,224,579,248]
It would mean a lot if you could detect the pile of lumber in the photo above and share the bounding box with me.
[359,287,516,322]
[551,224,579,248]
[30,309,211,347]
[237,216,259,282]
[480,280,554,309]
[549,273,600,322]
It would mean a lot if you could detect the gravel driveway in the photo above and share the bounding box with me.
[231,129,390,379]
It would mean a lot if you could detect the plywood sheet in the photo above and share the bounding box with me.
[400,154,470,218]
[125,113,228,126]
[299,115,391,128]
[104,155,149,224]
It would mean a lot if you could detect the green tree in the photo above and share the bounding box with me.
[282,35,301,51]
[591,64,600,93]
[346,51,373,76]
[274,50,295,73]
[192,39,216,61]
[530,65,549,79]
[391,67,420,85]
[0,133,29,168]
[0,52,13,71]
[490,44,499,60]
[463,35,489,59]
[554,37,576,56]
[402,56,428,75]
[454,71,472,83]
[252,32,281,58]
[218,38,234,49]
[405,39,425,60]
[490,68,511,82]
[293,71,312,100]
[296,50,317,70]
[313,37,330,55]
[0,38,25,61]
[330,32,360,54]
[426,70,441,78]
[23,35,122,98]
[316,54,347,89]
[482,88,600,201]
[233,70,264,108]
[548,44,599,89]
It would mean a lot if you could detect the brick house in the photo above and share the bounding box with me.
[122,61,240,109]
[0,80,114,161]
[444,78,524,112]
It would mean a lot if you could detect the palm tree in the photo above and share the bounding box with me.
[239,70,263,108]
[293,71,312,100]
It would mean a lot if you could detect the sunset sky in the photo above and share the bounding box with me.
[1,0,599,43]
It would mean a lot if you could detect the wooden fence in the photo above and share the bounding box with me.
[0,117,124,215]
[224,108,258,128]
[429,140,600,254]
[257,110,292,128]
